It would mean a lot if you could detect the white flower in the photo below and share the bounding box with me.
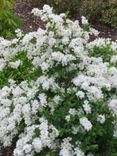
[81,16,88,25]
[15,29,23,38]
[14,149,24,156]
[43,5,52,14]
[32,138,43,153]
[53,95,61,104]
[0,58,6,71]
[97,115,106,124]
[69,108,77,116]
[23,144,32,154]
[74,147,85,156]
[38,93,47,107]
[40,62,49,71]
[72,126,80,134]
[59,138,73,156]
[80,117,92,131]
[31,8,40,16]
[65,115,71,122]
[32,57,41,67]
[83,100,91,114]
[108,99,117,114]
[48,38,56,46]
[90,28,99,36]
[51,52,64,62]
[76,91,85,99]
[31,100,40,114]
[12,86,24,97]
[9,60,21,69]
[62,37,69,45]
[111,55,117,64]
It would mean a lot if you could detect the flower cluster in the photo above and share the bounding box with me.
[0,5,117,156]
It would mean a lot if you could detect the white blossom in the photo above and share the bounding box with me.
[80,117,92,131]
[9,60,21,69]
[97,115,106,124]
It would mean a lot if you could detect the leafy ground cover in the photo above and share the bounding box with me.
[0,0,21,39]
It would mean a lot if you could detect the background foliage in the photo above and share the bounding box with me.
[0,0,21,38]
[29,0,117,28]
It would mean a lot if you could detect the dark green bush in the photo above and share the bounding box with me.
[101,0,117,28]
[79,0,104,22]
[0,0,21,38]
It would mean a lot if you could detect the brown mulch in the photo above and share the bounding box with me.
[93,22,117,41]
[0,1,117,156]
[0,146,13,156]
[14,0,45,33]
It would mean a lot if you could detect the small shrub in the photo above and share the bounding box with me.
[100,0,117,28]
[0,5,117,156]
[79,0,104,22]
[0,0,21,38]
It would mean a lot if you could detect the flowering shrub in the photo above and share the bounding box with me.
[0,5,117,156]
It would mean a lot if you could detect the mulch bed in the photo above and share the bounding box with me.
[0,1,117,156]
[14,0,45,33]
[0,146,13,156]
[93,22,117,41]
